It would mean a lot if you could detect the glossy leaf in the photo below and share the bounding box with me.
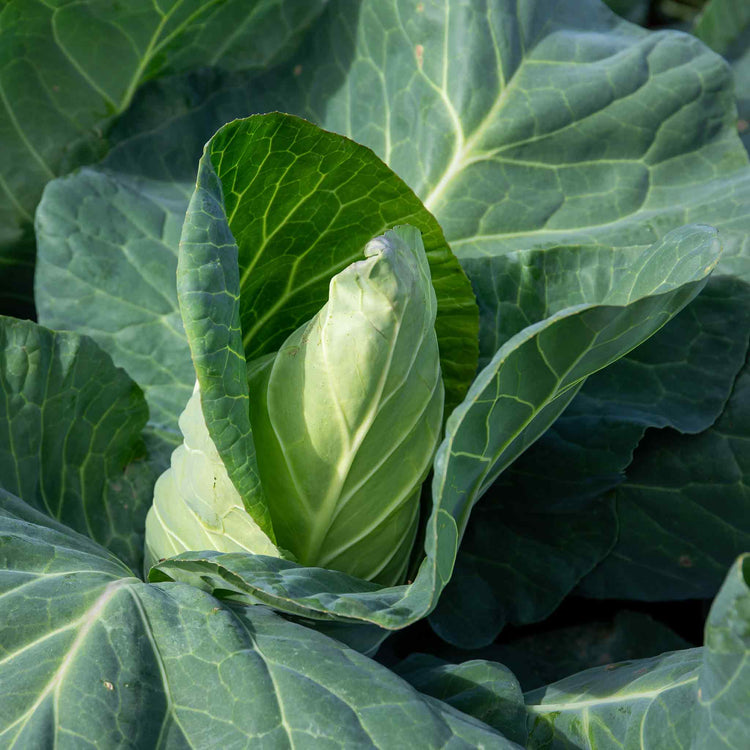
[253,0,747,273]
[249,226,443,585]
[177,113,477,533]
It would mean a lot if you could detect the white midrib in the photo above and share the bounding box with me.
[6,578,136,747]
[421,66,518,214]
[526,675,699,714]
[301,294,405,566]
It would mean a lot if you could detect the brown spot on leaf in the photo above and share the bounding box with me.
[679,555,693,568]
[293,64,303,76]
[415,44,424,69]
[103,680,114,691]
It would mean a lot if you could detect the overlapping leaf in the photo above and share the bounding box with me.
[31,0,750,646]
[429,227,723,645]
[525,554,750,749]
[36,169,193,440]
[276,0,750,626]
[437,270,750,644]
[0,0,328,314]
[0,491,516,749]
[252,0,747,640]
[445,610,691,693]
[579,358,750,600]
[395,654,527,745]
[34,69,262,442]
[155,223,719,631]
[177,113,478,535]
[0,316,151,570]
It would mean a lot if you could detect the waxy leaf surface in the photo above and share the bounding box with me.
[0,491,517,749]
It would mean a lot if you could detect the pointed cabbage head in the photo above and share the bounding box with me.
[248,225,444,585]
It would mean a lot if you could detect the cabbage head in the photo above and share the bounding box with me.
[145,225,444,585]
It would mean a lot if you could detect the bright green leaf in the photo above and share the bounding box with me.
[177,112,477,534]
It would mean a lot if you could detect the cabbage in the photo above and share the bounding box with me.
[145,225,443,585]
[249,226,444,585]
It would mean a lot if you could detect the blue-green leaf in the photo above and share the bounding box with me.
[0,316,152,570]
[0,491,517,748]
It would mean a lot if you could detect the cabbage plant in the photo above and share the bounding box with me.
[146,226,444,585]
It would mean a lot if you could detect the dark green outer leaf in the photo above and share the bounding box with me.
[0,316,152,571]
[256,0,747,267]
[0,491,517,749]
[0,0,328,314]
[442,610,692,693]
[395,654,527,745]
[427,493,617,648]
[578,358,750,600]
